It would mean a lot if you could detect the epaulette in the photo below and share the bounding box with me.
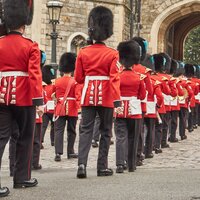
[162,77,168,81]
[140,74,146,80]
[155,80,161,85]
[42,81,47,86]
[22,35,34,43]
[51,79,56,85]
[116,61,123,72]
[170,77,176,81]
[145,68,152,74]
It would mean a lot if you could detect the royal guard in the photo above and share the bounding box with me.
[53,52,79,161]
[158,53,177,148]
[151,54,171,153]
[143,55,164,158]
[168,59,184,142]
[41,65,56,148]
[75,6,121,178]
[115,40,146,173]
[190,65,200,129]
[0,0,43,196]
[185,64,199,132]
[175,62,192,140]
[131,37,153,166]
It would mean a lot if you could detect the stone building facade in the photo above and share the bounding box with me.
[26,0,200,63]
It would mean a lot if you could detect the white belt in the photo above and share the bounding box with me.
[0,71,29,77]
[81,76,110,104]
[59,97,76,101]
[121,96,138,101]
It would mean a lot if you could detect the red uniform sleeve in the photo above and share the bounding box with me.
[138,80,146,100]
[144,72,153,96]
[185,83,193,100]
[154,85,164,107]
[176,82,184,97]
[75,83,83,111]
[28,42,43,106]
[194,83,199,95]
[74,50,85,84]
[168,79,178,97]
[109,52,121,106]
[161,80,171,95]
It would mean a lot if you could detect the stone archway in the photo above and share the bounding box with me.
[149,0,200,60]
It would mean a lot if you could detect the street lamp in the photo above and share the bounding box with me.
[46,0,63,76]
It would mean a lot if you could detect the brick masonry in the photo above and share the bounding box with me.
[26,0,198,63]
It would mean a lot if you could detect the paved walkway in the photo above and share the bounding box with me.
[1,122,200,200]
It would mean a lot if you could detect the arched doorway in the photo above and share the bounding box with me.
[67,32,87,54]
[149,1,200,60]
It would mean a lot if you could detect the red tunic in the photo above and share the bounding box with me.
[171,79,184,111]
[116,69,146,119]
[133,64,153,113]
[191,77,200,104]
[159,73,177,112]
[43,84,54,114]
[187,79,198,108]
[179,79,193,109]
[0,32,43,106]
[74,43,121,108]
[151,73,171,114]
[145,78,164,118]
[53,76,79,117]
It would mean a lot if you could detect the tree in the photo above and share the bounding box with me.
[184,26,200,65]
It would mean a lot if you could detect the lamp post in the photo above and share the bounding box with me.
[46,0,63,76]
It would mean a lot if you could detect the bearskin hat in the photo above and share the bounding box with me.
[3,0,34,30]
[40,50,46,67]
[170,59,178,75]
[159,52,171,73]
[173,61,185,77]
[153,54,165,72]
[194,65,200,78]
[42,65,56,85]
[141,54,155,71]
[88,6,113,42]
[117,40,140,68]
[184,63,194,77]
[59,52,76,73]
[132,37,148,62]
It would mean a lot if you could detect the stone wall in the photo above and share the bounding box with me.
[26,0,131,64]
[26,0,200,63]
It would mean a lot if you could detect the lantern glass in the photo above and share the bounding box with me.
[47,1,63,23]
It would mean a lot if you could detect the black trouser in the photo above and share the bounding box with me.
[115,118,141,170]
[188,107,195,130]
[32,123,42,167]
[93,114,100,141]
[0,105,35,183]
[198,105,200,126]
[78,106,113,169]
[162,112,171,145]
[170,110,179,140]
[136,113,144,161]
[9,122,19,176]
[54,116,77,155]
[41,113,54,145]
[155,113,164,149]
[179,107,188,137]
[194,104,199,126]
[144,118,155,155]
